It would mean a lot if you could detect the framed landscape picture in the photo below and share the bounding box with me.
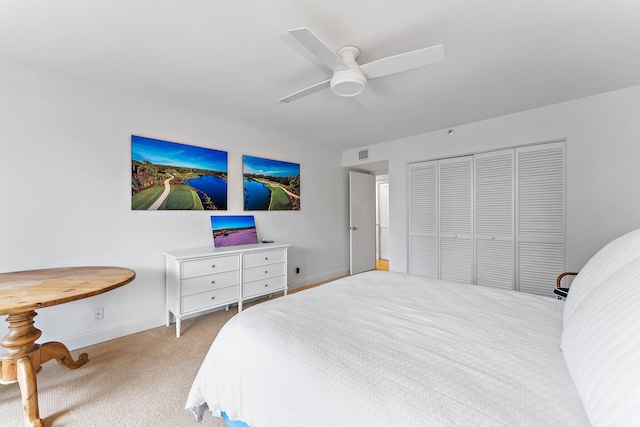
[131,135,227,210]
[243,155,300,211]
[211,215,259,247]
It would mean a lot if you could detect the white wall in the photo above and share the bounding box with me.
[0,59,349,349]
[343,85,640,276]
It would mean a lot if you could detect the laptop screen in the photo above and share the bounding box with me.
[211,215,259,248]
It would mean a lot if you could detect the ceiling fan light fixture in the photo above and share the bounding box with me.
[330,69,367,97]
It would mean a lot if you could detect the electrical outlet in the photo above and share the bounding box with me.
[296,267,300,274]
[94,306,104,321]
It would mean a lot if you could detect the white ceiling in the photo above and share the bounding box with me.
[1,1,639,150]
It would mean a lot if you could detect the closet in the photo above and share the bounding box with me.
[408,141,564,296]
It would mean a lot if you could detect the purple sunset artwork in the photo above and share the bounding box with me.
[211,215,259,248]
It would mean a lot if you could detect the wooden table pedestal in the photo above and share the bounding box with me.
[0,266,136,427]
[0,310,89,427]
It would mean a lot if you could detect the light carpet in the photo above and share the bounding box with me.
[0,306,240,426]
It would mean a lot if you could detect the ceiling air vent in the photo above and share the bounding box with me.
[358,150,369,160]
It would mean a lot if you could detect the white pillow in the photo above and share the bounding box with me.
[563,228,640,326]
[561,256,640,426]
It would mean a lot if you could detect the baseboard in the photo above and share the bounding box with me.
[61,313,166,351]
[289,267,349,291]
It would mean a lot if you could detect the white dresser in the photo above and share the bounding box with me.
[164,242,290,337]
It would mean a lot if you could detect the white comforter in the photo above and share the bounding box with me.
[186,271,590,426]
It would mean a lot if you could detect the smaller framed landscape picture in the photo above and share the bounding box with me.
[243,155,300,211]
[211,215,259,248]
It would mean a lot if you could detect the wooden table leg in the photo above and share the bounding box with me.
[16,357,43,427]
[1,310,89,427]
[40,341,88,369]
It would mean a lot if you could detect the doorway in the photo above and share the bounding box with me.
[376,174,389,271]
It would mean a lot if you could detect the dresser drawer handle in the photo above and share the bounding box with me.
[211,296,216,300]
[264,284,268,287]
[211,265,216,268]
[265,270,268,274]
[265,257,268,260]
[211,280,215,284]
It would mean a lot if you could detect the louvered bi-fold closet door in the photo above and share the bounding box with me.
[408,161,438,277]
[474,150,515,289]
[439,156,473,283]
[516,142,565,296]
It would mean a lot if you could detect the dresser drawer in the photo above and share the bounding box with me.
[244,261,285,282]
[182,270,239,296]
[181,285,238,313]
[243,275,286,298]
[244,249,286,268]
[182,255,239,278]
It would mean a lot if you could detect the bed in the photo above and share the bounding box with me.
[186,228,640,426]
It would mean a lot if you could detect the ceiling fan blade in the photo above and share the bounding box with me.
[288,27,347,71]
[278,79,331,103]
[360,44,444,79]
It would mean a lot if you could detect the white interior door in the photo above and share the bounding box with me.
[474,149,515,290]
[408,161,439,278]
[350,171,376,275]
[516,142,565,296]
[438,156,473,283]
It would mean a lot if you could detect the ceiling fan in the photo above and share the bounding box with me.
[279,27,445,103]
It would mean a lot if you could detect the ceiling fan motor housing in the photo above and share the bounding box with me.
[330,45,367,97]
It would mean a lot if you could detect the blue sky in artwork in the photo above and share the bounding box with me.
[131,135,227,172]
[243,155,300,178]
[211,215,256,230]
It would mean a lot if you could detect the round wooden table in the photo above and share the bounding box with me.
[0,266,136,427]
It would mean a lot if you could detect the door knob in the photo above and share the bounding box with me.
[350,226,358,230]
